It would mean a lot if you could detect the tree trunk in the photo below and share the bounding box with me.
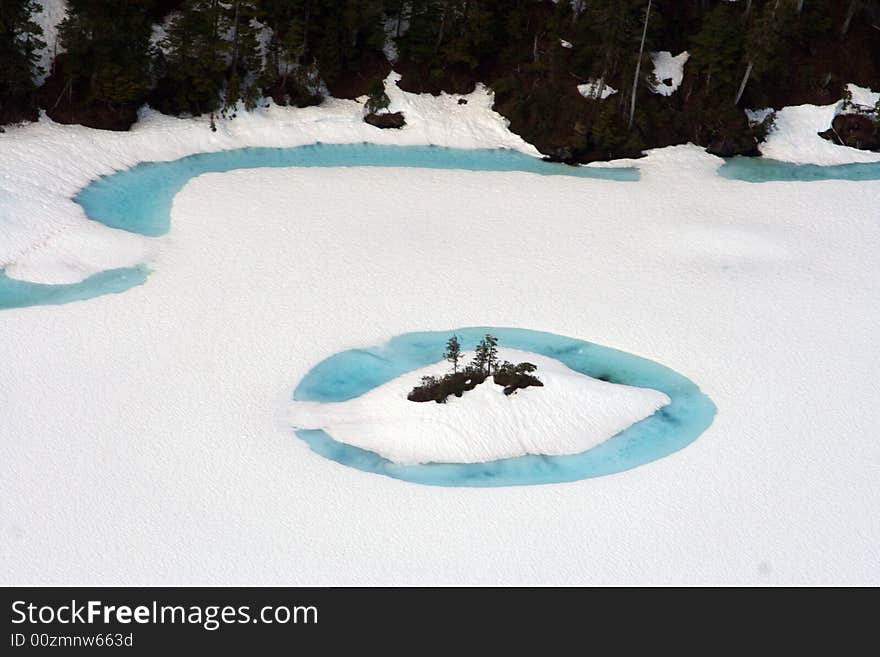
[396,0,404,37]
[734,60,753,106]
[230,0,241,76]
[629,0,652,130]
[841,0,859,37]
[572,0,585,27]
[595,67,608,101]
[797,0,805,13]
[435,1,449,53]
[303,0,311,55]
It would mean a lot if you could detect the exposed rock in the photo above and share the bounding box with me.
[541,146,577,165]
[705,134,760,158]
[407,371,486,403]
[818,113,880,151]
[493,364,544,396]
[364,111,406,129]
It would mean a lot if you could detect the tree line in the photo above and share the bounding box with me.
[2,1,878,158]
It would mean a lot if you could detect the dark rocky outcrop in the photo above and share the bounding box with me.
[408,362,543,403]
[493,362,544,396]
[407,371,486,403]
[818,113,880,151]
[364,111,406,129]
[541,146,577,165]
[705,134,761,158]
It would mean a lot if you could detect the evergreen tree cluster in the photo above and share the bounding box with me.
[0,0,44,123]
[1,1,877,157]
[408,334,543,403]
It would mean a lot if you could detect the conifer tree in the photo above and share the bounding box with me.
[628,0,653,129]
[58,0,153,107]
[261,0,308,84]
[572,0,647,92]
[364,78,390,114]
[472,334,499,376]
[484,334,499,375]
[224,0,263,113]
[443,335,462,373]
[690,2,745,97]
[441,0,496,70]
[734,0,795,106]
[309,0,385,86]
[0,0,44,123]
[158,0,230,116]
[397,0,442,69]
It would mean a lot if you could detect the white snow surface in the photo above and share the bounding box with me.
[649,51,689,96]
[0,72,535,285]
[758,83,880,165]
[290,349,670,465]
[847,83,879,109]
[577,79,617,100]
[1,78,880,584]
[32,0,67,84]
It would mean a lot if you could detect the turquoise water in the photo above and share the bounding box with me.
[0,144,637,310]
[719,156,880,182]
[0,266,149,309]
[74,144,640,237]
[293,327,717,487]
[4,143,878,311]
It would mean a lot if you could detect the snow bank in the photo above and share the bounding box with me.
[0,72,536,284]
[757,83,880,165]
[290,349,669,465]
[4,60,876,286]
[847,83,879,109]
[649,51,689,97]
[578,79,617,100]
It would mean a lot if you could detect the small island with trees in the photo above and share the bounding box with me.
[408,334,543,403]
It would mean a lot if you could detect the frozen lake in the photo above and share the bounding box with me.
[293,327,715,486]
[3,143,878,310]
[1,110,878,583]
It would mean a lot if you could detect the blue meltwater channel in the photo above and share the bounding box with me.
[0,143,637,309]
[293,327,717,487]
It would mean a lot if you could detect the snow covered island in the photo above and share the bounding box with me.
[289,336,670,466]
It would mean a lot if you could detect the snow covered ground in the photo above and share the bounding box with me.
[577,79,617,100]
[758,84,880,165]
[0,73,535,285]
[649,51,689,97]
[1,79,879,584]
[290,349,670,465]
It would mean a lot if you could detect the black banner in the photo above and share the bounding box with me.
[2,586,873,653]
[2,587,597,653]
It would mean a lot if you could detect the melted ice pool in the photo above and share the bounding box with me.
[293,327,716,487]
[291,348,671,465]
